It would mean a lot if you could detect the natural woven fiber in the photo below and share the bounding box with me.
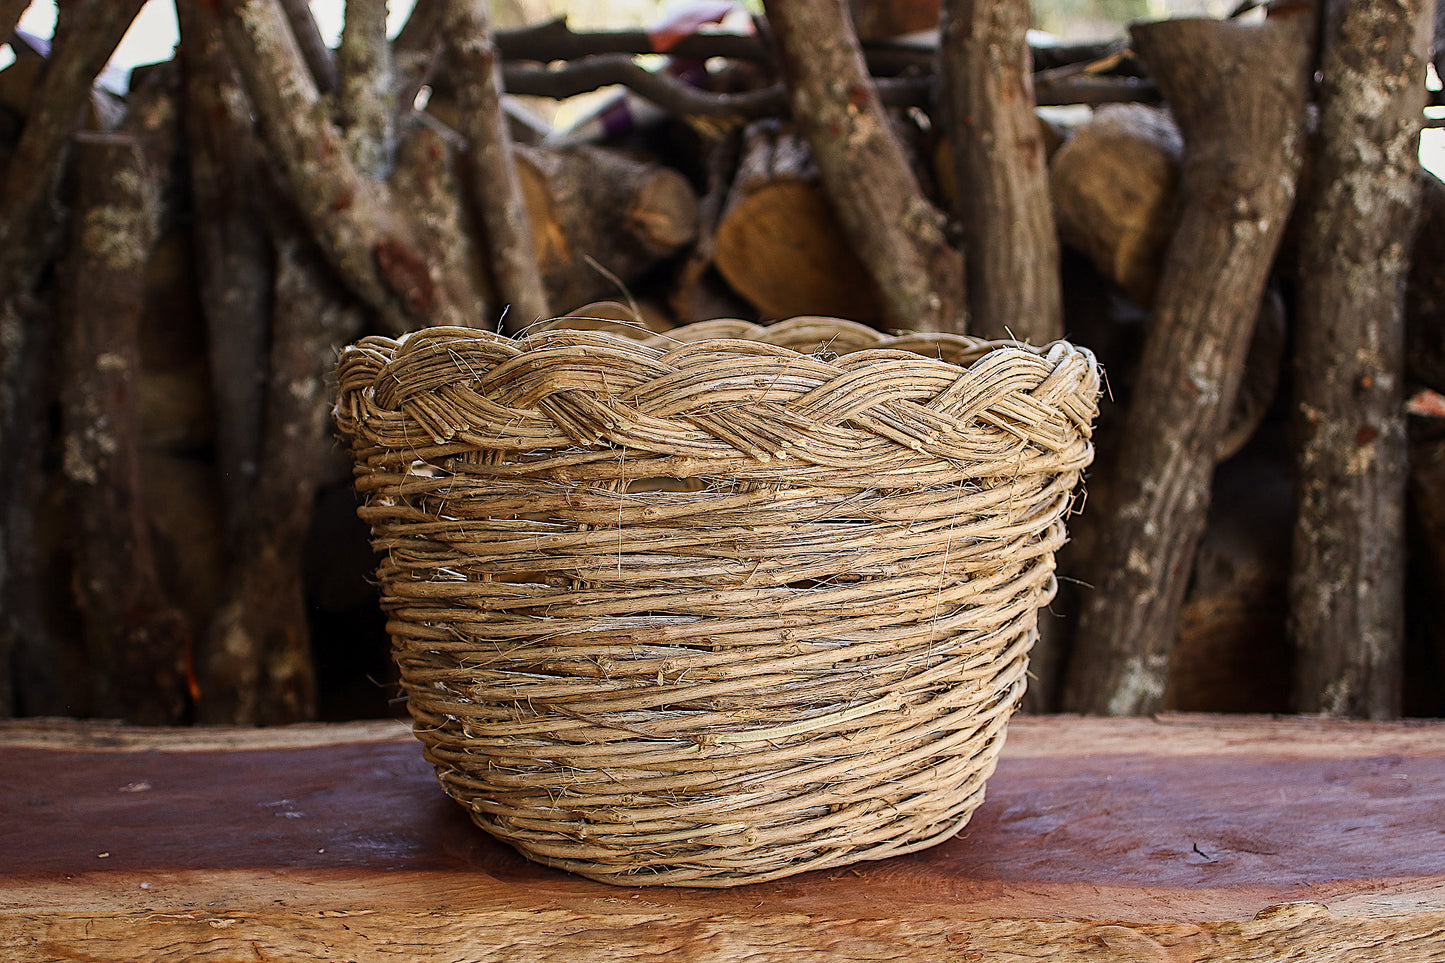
[334,316,1100,887]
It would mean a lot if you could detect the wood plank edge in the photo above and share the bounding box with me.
[3,901,1443,962]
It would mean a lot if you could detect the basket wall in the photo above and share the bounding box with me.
[334,317,1100,887]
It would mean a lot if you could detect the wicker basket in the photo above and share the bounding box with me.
[334,316,1099,887]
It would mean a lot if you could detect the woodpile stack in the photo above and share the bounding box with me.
[0,0,1440,724]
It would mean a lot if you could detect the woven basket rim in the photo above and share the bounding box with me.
[343,314,1090,371]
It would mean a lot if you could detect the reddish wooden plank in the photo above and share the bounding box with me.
[2,715,1443,961]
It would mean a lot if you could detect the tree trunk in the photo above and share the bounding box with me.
[0,0,146,719]
[390,123,490,324]
[176,1,272,543]
[938,0,1062,342]
[335,0,396,180]
[59,133,191,723]
[765,0,965,332]
[1062,11,1313,715]
[199,229,361,725]
[1289,0,1433,719]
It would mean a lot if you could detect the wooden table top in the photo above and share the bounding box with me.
[2,714,1443,961]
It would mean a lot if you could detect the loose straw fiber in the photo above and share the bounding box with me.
[334,316,1100,887]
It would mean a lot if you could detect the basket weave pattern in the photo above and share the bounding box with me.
[334,317,1099,887]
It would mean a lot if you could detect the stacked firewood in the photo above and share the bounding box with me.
[0,0,1439,724]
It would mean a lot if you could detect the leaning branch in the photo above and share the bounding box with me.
[277,0,338,93]
[443,0,550,329]
[393,0,445,118]
[940,0,1062,341]
[1062,10,1314,715]
[0,0,146,295]
[765,0,965,332]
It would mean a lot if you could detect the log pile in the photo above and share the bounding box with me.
[0,0,1440,723]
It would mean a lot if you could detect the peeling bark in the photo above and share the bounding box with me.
[1063,11,1314,715]
[765,0,965,332]
[939,0,1062,342]
[1290,0,1432,719]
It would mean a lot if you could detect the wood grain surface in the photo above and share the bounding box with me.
[2,714,1443,961]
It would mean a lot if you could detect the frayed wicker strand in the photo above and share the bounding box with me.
[334,316,1100,887]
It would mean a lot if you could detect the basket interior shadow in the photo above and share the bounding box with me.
[334,316,1101,887]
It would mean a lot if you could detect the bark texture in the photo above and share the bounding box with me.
[0,0,146,718]
[218,0,467,332]
[177,0,272,541]
[276,0,338,93]
[939,0,1062,342]
[766,0,965,332]
[1289,0,1433,719]
[443,0,551,330]
[58,133,191,723]
[199,231,361,724]
[336,0,396,179]
[1063,11,1314,715]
